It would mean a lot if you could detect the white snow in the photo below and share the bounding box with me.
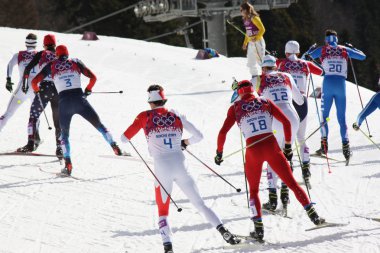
[0,27,379,253]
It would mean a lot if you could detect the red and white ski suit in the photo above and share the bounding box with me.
[122,107,222,244]
[217,94,310,219]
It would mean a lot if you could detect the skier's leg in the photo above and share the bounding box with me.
[0,82,28,131]
[266,139,310,207]
[320,80,334,139]
[153,158,175,247]
[175,159,222,227]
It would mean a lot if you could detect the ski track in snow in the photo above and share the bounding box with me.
[0,27,379,252]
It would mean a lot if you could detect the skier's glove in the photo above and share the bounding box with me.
[214,151,223,165]
[352,122,360,131]
[283,144,293,161]
[181,140,188,150]
[345,42,354,48]
[84,88,92,97]
[6,77,14,92]
[231,79,238,90]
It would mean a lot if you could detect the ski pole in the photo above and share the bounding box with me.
[294,141,312,200]
[184,149,241,192]
[37,93,52,130]
[226,20,271,55]
[129,141,182,212]
[240,131,250,209]
[309,74,322,124]
[349,57,372,137]
[222,133,274,160]
[91,90,123,94]
[292,118,330,152]
[358,128,380,150]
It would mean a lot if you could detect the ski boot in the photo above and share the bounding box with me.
[315,137,328,155]
[301,162,311,188]
[305,204,325,225]
[217,225,241,245]
[262,189,277,211]
[163,242,174,253]
[61,158,73,176]
[111,142,122,156]
[17,141,36,152]
[342,141,352,162]
[280,186,289,209]
[56,145,63,159]
[250,218,264,241]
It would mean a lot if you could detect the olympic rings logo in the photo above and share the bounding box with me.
[242,101,262,111]
[265,75,285,84]
[325,47,343,56]
[46,53,56,62]
[152,115,175,126]
[22,52,34,60]
[284,61,304,71]
[55,61,73,71]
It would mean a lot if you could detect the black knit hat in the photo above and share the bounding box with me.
[25,33,37,47]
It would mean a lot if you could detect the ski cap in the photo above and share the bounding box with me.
[148,89,166,102]
[325,35,338,44]
[56,45,69,57]
[43,34,56,46]
[237,80,254,95]
[261,55,277,67]
[25,33,37,47]
[285,40,300,54]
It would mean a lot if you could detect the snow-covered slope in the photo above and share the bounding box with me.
[0,27,379,253]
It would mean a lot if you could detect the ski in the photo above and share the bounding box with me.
[223,234,272,250]
[262,208,292,219]
[310,153,345,163]
[38,167,82,180]
[305,222,348,231]
[0,151,58,158]
[353,214,380,222]
[99,152,153,165]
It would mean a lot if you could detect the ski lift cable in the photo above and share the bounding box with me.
[64,4,138,33]
[145,20,202,41]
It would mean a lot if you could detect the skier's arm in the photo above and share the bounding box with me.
[307,47,322,60]
[31,63,51,92]
[356,93,380,126]
[178,113,203,145]
[252,16,265,41]
[77,59,97,91]
[269,100,291,143]
[121,112,146,143]
[307,61,324,76]
[24,51,42,77]
[217,106,236,152]
[6,53,18,78]
[345,47,366,61]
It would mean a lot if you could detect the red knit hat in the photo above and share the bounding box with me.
[237,80,254,95]
[43,34,56,46]
[56,45,69,57]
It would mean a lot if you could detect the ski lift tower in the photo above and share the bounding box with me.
[134,0,297,56]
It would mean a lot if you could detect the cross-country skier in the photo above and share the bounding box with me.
[121,85,240,253]
[353,77,380,131]
[256,54,304,212]
[215,79,324,240]
[277,40,324,185]
[0,33,39,133]
[30,45,122,175]
[305,29,366,161]
[240,1,266,79]
[17,34,61,157]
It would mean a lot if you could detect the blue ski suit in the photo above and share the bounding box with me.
[308,36,366,143]
[356,91,380,127]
